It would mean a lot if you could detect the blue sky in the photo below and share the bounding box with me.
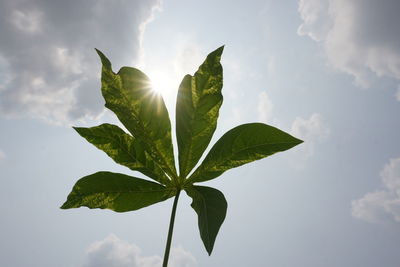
[1,0,400,266]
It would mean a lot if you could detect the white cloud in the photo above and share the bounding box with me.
[352,158,400,223]
[0,149,5,161]
[297,0,331,42]
[290,113,329,159]
[10,8,43,34]
[257,91,273,123]
[0,0,162,125]
[83,234,196,267]
[168,245,197,267]
[297,0,400,88]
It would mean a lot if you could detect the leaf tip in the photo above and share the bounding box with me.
[60,202,70,209]
[295,137,304,146]
[213,45,224,57]
[72,126,84,135]
[95,48,112,69]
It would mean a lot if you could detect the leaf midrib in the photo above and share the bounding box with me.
[70,188,172,199]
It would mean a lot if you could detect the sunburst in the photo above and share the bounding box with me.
[148,70,173,96]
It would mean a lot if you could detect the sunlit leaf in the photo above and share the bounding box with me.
[61,171,174,212]
[96,49,177,180]
[73,123,169,185]
[188,123,303,183]
[186,185,227,255]
[176,46,224,178]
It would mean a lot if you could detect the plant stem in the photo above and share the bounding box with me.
[162,189,181,267]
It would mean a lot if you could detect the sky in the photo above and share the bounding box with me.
[1,0,400,266]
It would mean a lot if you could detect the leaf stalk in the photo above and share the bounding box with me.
[162,189,181,267]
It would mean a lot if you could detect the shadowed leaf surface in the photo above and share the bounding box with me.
[186,185,227,255]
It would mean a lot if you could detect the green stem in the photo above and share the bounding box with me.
[162,189,181,267]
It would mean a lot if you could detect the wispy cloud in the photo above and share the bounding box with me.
[256,92,328,165]
[257,91,273,123]
[83,234,197,267]
[0,0,162,125]
[289,113,329,165]
[352,158,400,224]
[298,0,400,90]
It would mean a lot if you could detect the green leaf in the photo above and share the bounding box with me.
[188,123,303,183]
[61,171,174,212]
[73,123,170,185]
[176,46,224,178]
[95,49,177,180]
[185,185,227,255]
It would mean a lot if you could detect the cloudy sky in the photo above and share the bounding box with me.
[1,0,400,266]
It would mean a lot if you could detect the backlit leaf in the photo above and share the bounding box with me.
[176,46,224,178]
[73,123,169,185]
[96,49,177,180]
[188,123,303,183]
[62,47,305,262]
[61,171,174,212]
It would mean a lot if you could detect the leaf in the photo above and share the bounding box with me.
[188,123,303,183]
[73,123,170,185]
[61,171,174,212]
[176,46,224,178]
[185,185,227,255]
[95,49,177,180]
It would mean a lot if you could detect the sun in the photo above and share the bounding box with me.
[148,71,172,96]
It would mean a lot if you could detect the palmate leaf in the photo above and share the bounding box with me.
[61,171,175,212]
[187,123,303,184]
[73,123,170,185]
[176,46,224,178]
[96,49,177,181]
[185,185,227,255]
[62,47,304,262]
